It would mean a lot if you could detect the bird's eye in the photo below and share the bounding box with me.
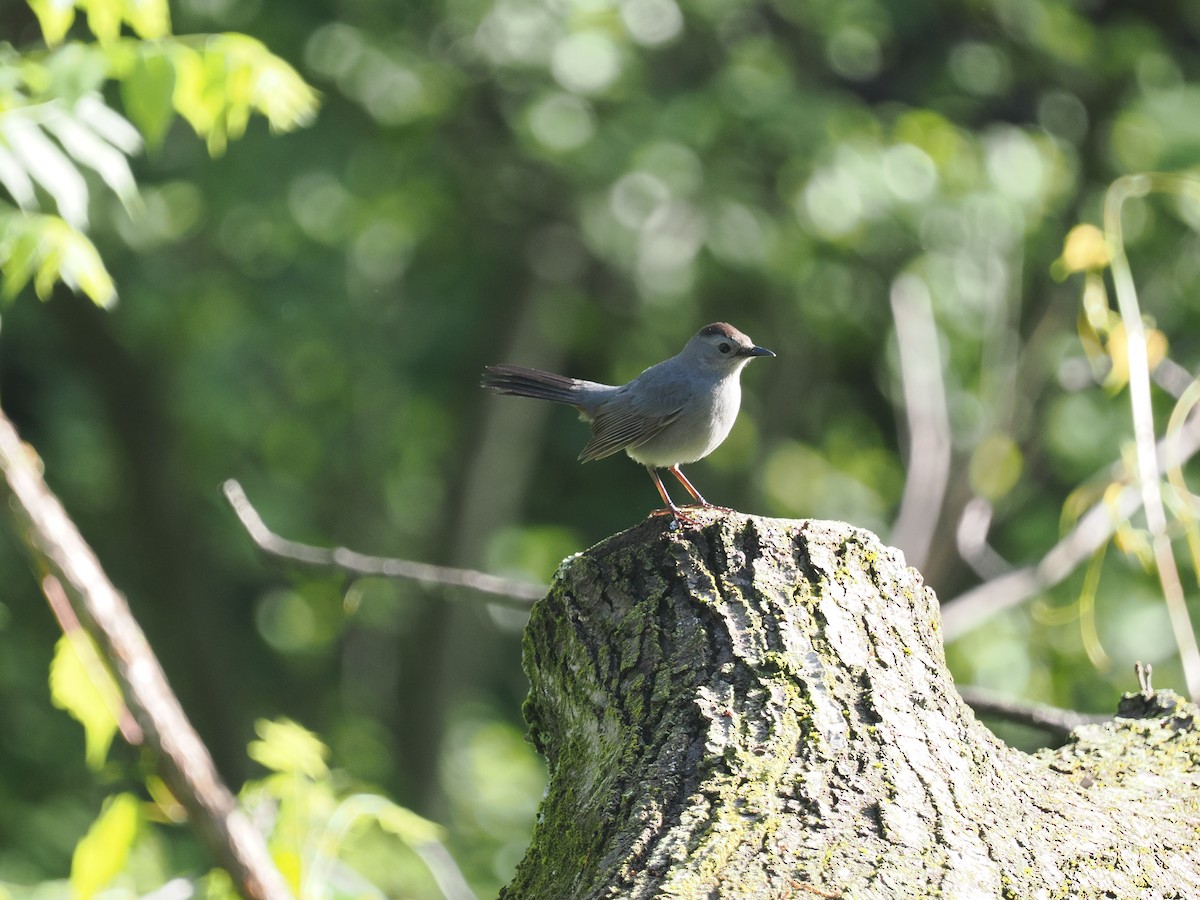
[719,342,732,354]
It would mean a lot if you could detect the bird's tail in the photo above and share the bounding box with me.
[481,364,586,406]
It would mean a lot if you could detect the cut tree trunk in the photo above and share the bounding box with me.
[503,513,1200,899]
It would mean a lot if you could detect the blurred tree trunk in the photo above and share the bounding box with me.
[504,515,1200,898]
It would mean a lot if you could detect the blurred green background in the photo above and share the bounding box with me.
[4,0,1200,895]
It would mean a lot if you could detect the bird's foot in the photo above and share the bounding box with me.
[649,506,703,527]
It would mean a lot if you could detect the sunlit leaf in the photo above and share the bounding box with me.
[144,773,187,823]
[375,802,445,846]
[124,0,171,40]
[1054,223,1110,277]
[84,0,124,44]
[1080,272,1111,332]
[75,93,143,154]
[118,50,177,149]
[28,0,76,47]
[1078,546,1110,671]
[0,144,36,209]
[42,109,140,211]
[1,112,90,227]
[32,0,170,46]
[70,793,141,900]
[48,632,123,768]
[272,848,303,894]
[169,36,319,157]
[248,717,330,778]
[1,210,117,306]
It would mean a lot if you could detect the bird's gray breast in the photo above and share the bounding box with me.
[622,366,742,467]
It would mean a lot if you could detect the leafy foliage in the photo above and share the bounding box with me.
[28,0,170,47]
[47,632,121,770]
[0,5,318,308]
[69,793,141,900]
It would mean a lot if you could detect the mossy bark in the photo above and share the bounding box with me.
[502,513,1200,899]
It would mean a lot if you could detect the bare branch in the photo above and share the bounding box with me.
[957,685,1107,744]
[887,274,952,571]
[955,497,1013,581]
[222,480,545,606]
[942,402,1200,641]
[0,409,292,900]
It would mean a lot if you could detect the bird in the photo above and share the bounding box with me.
[480,322,775,521]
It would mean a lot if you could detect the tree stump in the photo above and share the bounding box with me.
[503,513,1200,899]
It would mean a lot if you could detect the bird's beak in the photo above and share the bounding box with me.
[741,345,776,358]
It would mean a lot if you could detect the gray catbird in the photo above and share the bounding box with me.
[481,322,774,520]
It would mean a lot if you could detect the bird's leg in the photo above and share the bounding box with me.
[668,465,710,506]
[646,467,700,525]
[668,465,733,512]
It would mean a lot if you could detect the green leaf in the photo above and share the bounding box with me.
[1,211,117,306]
[375,802,445,846]
[47,632,123,768]
[168,36,318,157]
[28,0,76,47]
[84,0,124,44]
[248,718,330,778]
[0,144,36,209]
[124,0,170,40]
[119,49,177,149]
[2,111,91,227]
[70,793,141,900]
[43,108,141,211]
[26,0,170,48]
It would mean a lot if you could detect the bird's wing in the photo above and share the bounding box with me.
[578,405,682,462]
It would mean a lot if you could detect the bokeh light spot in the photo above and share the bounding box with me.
[948,42,1012,96]
[826,26,882,81]
[611,171,670,229]
[801,167,863,239]
[883,143,938,203]
[527,92,595,151]
[621,0,683,46]
[551,32,622,95]
[256,588,317,654]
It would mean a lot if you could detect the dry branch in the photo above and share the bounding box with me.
[0,410,291,900]
[222,479,543,605]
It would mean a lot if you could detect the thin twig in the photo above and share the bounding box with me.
[222,480,545,606]
[0,409,292,900]
[941,402,1200,640]
[958,686,1106,743]
[1105,173,1200,699]
[955,497,1013,581]
[888,274,952,571]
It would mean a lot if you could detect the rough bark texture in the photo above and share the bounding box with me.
[503,513,1200,899]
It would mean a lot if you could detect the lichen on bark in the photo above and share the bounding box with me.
[503,513,1200,899]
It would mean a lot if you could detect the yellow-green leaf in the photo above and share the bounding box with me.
[167,36,318,157]
[1,212,117,307]
[84,0,123,44]
[28,0,76,47]
[120,49,177,149]
[375,802,445,846]
[125,0,170,39]
[1056,223,1110,276]
[48,633,123,769]
[248,718,330,778]
[70,793,141,900]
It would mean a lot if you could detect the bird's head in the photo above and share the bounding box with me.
[683,322,776,374]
